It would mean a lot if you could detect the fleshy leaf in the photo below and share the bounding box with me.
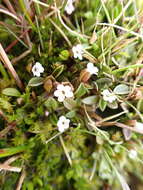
[75,83,88,98]
[82,95,98,105]
[28,77,44,87]
[2,88,21,97]
[113,84,129,95]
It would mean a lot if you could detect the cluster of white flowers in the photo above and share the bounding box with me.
[101,89,117,103]
[54,84,74,102]
[72,44,84,60]
[65,0,75,15]
[32,62,44,77]
[86,62,98,75]
[57,116,70,133]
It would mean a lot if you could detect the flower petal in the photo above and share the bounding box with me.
[58,94,65,102]
[92,67,99,75]
[65,0,75,15]
[87,62,94,70]
[65,91,74,98]
[59,115,67,121]
[33,71,41,77]
[72,44,84,60]
[54,89,61,97]
[58,125,65,133]
[57,84,65,91]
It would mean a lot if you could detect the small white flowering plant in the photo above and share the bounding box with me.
[32,62,44,77]
[1,0,143,189]
[54,84,74,102]
[72,44,84,60]
[86,62,99,76]
[101,89,117,103]
[57,116,70,133]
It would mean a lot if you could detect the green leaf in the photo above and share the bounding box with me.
[0,145,28,158]
[66,169,74,180]
[113,84,129,95]
[75,83,87,98]
[52,65,64,78]
[99,98,107,111]
[34,178,43,187]
[63,98,77,110]
[84,11,93,19]
[0,97,13,112]
[2,88,21,97]
[44,97,58,112]
[49,113,57,125]
[26,182,34,190]
[96,78,112,89]
[101,65,112,74]
[82,95,98,105]
[28,77,44,87]
[59,50,70,60]
[66,110,76,118]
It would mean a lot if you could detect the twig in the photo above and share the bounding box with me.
[3,0,17,17]
[57,10,89,39]
[95,111,127,125]
[89,160,96,181]
[45,132,61,144]
[0,164,21,172]
[4,155,20,165]
[59,135,72,166]
[16,170,26,190]
[11,46,32,64]
[0,44,24,90]
[96,23,143,39]
[5,29,30,53]
[49,18,72,47]
[115,122,143,134]
[0,8,21,22]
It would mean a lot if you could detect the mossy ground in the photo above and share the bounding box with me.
[1,0,143,189]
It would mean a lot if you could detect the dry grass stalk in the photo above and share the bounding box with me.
[16,170,26,190]
[0,164,21,172]
[4,156,20,165]
[0,43,24,90]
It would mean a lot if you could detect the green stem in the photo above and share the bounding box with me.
[19,0,36,31]
[112,64,143,74]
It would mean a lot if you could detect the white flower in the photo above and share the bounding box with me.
[57,116,70,133]
[72,44,84,60]
[54,84,74,102]
[32,62,44,77]
[86,62,99,75]
[45,111,49,117]
[65,0,75,15]
[134,122,143,131]
[101,89,117,103]
[129,149,137,159]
